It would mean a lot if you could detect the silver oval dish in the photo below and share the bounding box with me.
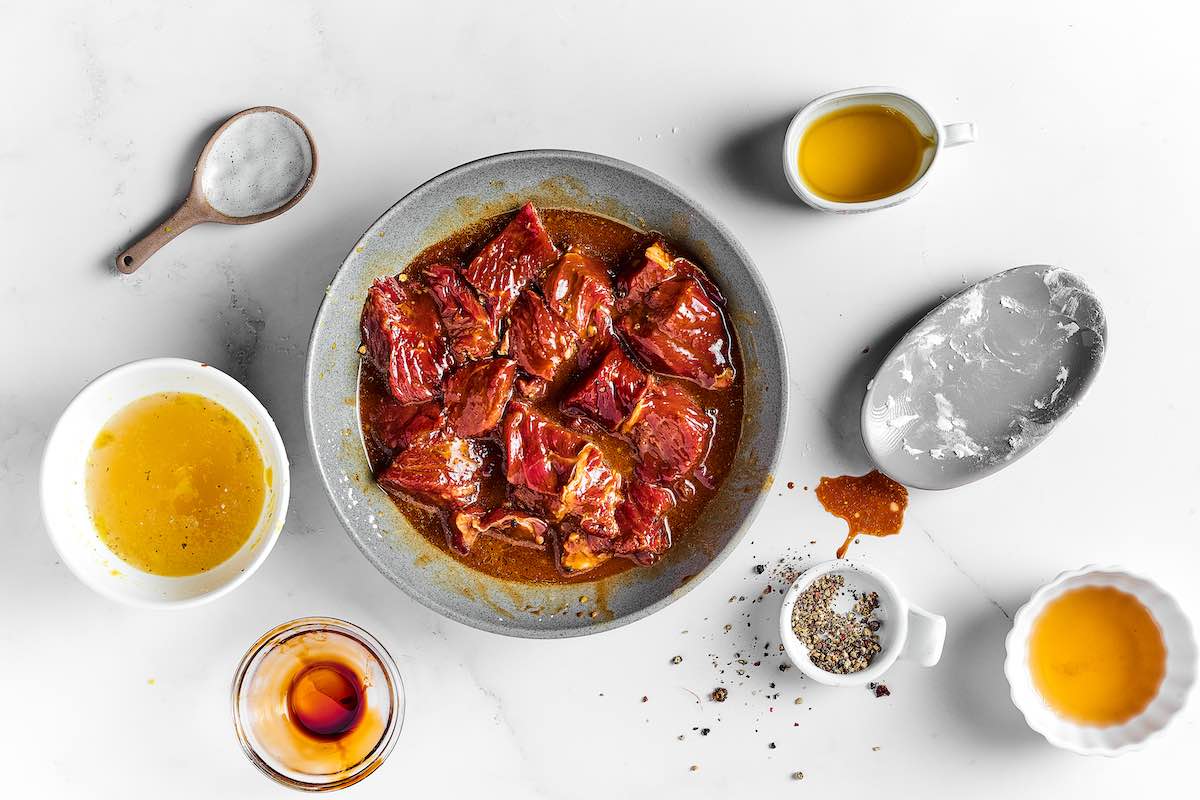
[304,150,788,637]
[862,265,1105,490]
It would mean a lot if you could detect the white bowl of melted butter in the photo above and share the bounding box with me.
[41,358,289,607]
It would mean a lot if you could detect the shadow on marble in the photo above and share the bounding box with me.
[942,605,1044,748]
[814,298,946,470]
[714,108,807,208]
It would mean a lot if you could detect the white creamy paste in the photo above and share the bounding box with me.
[202,111,312,217]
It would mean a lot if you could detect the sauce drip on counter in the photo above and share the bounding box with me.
[1029,586,1166,726]
[85,392,266,576]
[289,662,364,740]
[815,469,908,558]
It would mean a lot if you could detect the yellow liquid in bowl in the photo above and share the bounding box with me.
[85,392,267,576]
[799,104,934,203]
[1028,586,1166,726]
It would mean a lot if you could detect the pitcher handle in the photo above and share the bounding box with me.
[900,604,947,667]
[942,122,977,148]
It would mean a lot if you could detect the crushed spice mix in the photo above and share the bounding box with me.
[791,573,883,674]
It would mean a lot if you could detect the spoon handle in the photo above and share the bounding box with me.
[116,197,208,274]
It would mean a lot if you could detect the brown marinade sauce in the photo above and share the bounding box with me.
[359,208,745,584]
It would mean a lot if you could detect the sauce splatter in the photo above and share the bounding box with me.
[815,470,908,558]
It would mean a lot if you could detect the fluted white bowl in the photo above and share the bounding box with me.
[1004,566,1196,755]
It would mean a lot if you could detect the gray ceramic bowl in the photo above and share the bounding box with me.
[304,150,787,637]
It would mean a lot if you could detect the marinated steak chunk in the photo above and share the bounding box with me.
[616,243,734,390]
[561,342,653,431]
[444,357,517,438]
[451,507,550,554]
[543,251,613,338]
[503,401,588,496]
[619,278,734,390]
[361,275,452,404]
[422,263,498,362]
[558,442,622,538]
[503,401,589,496]
[462,202,559,320]
[515,374,548,401]
[377,434,482,508]
[558,529,612,574]
[625,382,714,484]
[616,242,723,313]
[369,400,445,452]
[503,402,621,535]
[613,481,676,562]
[507,290,578,381]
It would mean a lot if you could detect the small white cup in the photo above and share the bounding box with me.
[782,85,976,213]
[779,560,946,687]
[1004,566,1197,756]
[40,358,290,608]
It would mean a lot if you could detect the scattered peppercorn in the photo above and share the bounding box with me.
[711,687,728,702]
[768,742,776,749]
[671,655,682,664]
[700,728,710,736]
[641,696,648,703]
[792,771,805,780]
[869,682,891,698]
[754,564,766,574]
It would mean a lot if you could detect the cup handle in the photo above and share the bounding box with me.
[942,122,977,148]
[900,605,946,667]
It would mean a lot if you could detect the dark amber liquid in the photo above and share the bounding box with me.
[288,662,364,740]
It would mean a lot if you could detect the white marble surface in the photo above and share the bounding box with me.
[2,1,1198,797]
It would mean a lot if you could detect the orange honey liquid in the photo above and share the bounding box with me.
[1028,586,1166,726]
[799,104,934,203]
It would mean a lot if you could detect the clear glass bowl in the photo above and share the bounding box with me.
[231,617,404,790]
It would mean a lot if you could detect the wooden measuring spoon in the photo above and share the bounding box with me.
[116,105,318,274]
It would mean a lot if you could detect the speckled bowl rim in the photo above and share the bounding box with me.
[303,149,789,638]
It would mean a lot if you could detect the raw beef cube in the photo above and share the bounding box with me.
[612,481,676,562]
[462,202,560,319]
[618,275,734,390]
[451,507,550,554]
[369,400,445,452]
[560,342,653,430]
[507,290,578,381]
[422,263,498,362]
[360,275,452,404]
[377,434,482,508]
[444,357,517,438]
[626,382,714,483]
